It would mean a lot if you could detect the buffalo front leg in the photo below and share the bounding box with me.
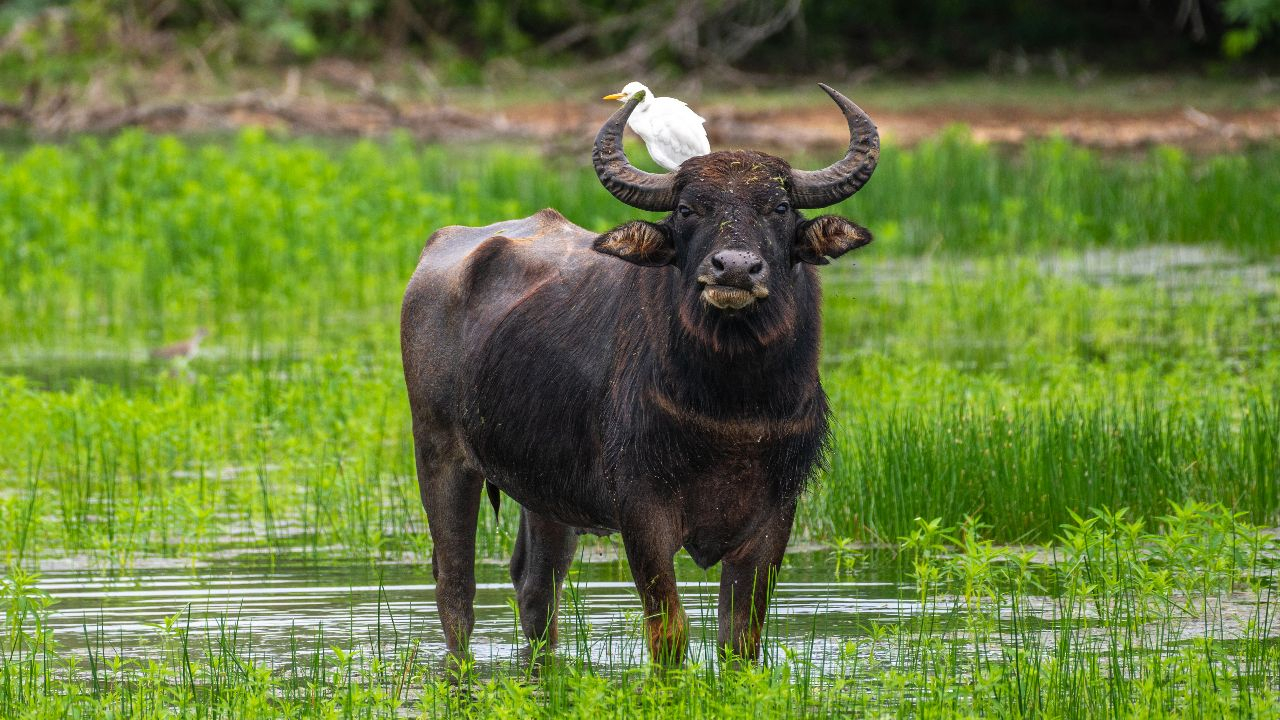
[510,508,578,647]
[414,435,484,657]
[621,514,687,665]
[718,506,795,664]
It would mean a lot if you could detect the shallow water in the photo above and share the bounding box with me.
[24,539,1280,691]
[36,548,920,673]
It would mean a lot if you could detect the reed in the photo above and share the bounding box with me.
[1,131,1277,349]
[1,504,1275,718]
[0,131,1276,715]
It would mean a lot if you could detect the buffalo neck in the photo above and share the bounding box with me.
[640,265,824,418]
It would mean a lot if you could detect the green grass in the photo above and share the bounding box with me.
[1,129,1277,350]
[0,130,1276,716]
[2,504,1276,718]
[0,130,1276,559]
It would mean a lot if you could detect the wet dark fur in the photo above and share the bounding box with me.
[401,150,872,663]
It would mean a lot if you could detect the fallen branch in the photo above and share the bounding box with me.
[0,103,30,123]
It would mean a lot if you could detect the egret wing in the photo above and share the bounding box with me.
[649,97,711,164]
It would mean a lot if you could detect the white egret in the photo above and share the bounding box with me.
[602,81,710,171]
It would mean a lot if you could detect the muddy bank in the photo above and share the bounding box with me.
[5,81,1278,152]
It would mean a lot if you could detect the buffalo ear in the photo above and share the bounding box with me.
[593,220,676,266]
[794,215,873,265]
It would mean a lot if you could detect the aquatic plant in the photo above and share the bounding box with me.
[0,504,1275,718]
[0,131,1276,716]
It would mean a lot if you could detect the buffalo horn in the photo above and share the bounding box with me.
[790,84,880,209]
[592,93,678,211]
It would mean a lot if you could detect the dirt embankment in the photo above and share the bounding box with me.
[3,69,1277,152]
[504,101,1280,153]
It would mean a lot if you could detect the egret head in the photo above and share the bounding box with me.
[591,84,878,346]
[602,81,650,103]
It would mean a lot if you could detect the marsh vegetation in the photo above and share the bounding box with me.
[0,130,1277,716]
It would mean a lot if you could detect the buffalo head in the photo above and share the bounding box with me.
[591,84,877,320]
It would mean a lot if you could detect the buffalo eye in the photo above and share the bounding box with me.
[774,202,790,215]
[678,204,694,218]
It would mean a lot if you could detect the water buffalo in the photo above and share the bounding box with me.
[401,84,878,664]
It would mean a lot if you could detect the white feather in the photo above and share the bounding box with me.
[608,82,711,171]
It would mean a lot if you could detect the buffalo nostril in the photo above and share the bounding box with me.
[748,262,763,276]
[711,257,725,272]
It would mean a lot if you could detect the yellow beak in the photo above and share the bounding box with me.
[602,93,625,101]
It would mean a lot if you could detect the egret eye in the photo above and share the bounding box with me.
[678,205,694,218]
[774,202,790,215]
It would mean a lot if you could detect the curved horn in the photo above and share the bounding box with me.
[790,83,880,209]
[592,92,677,211]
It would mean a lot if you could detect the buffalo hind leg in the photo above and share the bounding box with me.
[717,506,795,665]
[510,508,578,647]
[414,435,484,658]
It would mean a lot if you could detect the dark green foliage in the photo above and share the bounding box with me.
[1224,0,1280,55]
[0,0,1274,73]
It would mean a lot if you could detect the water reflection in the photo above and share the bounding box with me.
[39,549,914,673]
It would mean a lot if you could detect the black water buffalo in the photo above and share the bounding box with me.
[401,84,878,664]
